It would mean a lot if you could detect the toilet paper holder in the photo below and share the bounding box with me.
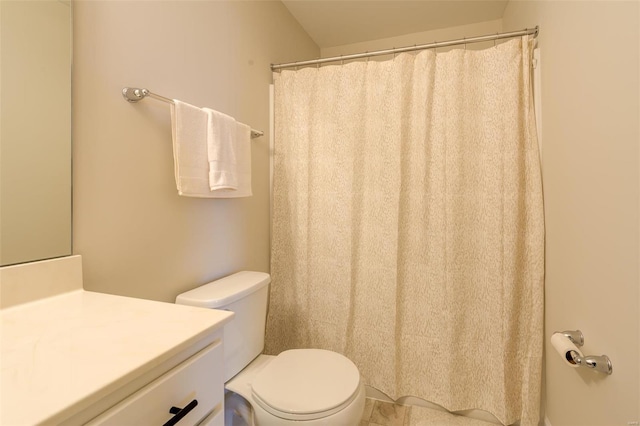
[557,330,613,375]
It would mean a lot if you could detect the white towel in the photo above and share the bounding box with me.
[170,100,252,198]
[204,108,239,191]
[171,100,217,197]
[209,122,253,198]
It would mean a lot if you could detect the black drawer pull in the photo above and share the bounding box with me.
[163,399,198,426]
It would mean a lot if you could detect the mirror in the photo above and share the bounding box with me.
[0,1,72,266]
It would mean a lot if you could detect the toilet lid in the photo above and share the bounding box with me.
[251,349,361,420]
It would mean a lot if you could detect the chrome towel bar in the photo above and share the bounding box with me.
[122,87,264,139]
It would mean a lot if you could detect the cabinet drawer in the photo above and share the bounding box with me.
[86,340,224,426]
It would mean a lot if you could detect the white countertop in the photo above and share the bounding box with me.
[1,289,234,425]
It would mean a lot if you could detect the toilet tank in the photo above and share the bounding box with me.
[175,271,271,382]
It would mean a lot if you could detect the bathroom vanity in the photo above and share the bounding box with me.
[0,256,233,425]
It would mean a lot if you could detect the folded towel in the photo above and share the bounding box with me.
[170,100,216,197]
[171,100,253,198]
[209,122,253,198]
[204,108,239,191]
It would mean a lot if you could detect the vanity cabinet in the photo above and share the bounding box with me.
[1,272,234,426]
[85,336,224,426]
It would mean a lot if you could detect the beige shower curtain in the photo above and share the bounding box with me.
[266,37,544,425]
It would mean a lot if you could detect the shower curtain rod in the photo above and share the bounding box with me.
[271,26,538,71]
[121,87,264,138]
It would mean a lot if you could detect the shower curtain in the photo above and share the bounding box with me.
[266,37,544,426]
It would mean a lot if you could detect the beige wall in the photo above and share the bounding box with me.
[73,1,318,302]
[1,0,72,266]
[321,19,503,58]
[503,1,640,425]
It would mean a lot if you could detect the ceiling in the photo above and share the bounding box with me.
[281,1,509,48]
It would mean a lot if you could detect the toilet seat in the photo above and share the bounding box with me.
[251,349,361,421]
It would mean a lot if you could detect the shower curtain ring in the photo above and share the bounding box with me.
[434,41,438,53]
[463,37,467,50]
[340,55,344,65]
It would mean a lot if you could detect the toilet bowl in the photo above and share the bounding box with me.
[227,350,365,425]
[176,271,365,425]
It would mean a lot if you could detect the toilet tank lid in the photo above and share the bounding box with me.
[175,271,270,308]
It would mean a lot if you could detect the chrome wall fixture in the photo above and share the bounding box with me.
[559,330,613,375]
[122,87,264,139]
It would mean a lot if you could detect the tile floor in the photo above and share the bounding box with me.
[360,399,498,426]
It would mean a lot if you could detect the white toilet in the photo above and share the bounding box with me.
[176,271,365,425]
